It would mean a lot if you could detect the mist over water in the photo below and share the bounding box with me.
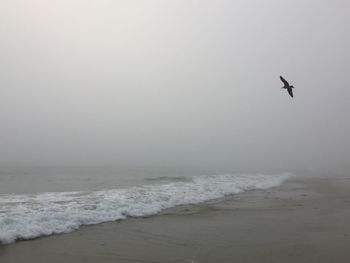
[1,1,350,178]
[0,165,218,194]
[1,1,350,258]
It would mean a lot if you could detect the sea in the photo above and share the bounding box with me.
[0,166,290,244]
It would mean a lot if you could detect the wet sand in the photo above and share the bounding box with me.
[1,175,350,263]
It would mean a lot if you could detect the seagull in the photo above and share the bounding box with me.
[280,76,294,98]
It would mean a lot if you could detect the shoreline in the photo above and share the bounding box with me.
[1,175,350,262]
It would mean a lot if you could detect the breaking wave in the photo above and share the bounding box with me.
[0,173,289,244]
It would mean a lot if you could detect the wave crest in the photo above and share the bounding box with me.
[0,173,290,244]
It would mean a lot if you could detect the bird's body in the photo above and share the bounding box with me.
[280,76,294,98]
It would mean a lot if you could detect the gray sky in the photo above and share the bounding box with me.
[1,0,349,173]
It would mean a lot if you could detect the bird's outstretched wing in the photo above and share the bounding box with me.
[287,88,294,98]
[280,76,289,86]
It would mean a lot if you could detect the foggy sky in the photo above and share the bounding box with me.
[1,0,350,173]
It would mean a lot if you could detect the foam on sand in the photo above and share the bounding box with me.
[0,173,290,244]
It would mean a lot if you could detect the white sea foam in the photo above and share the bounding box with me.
[0,173,290,244]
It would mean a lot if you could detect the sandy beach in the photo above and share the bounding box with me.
[1,175,350,263]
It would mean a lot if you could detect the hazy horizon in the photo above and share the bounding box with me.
[1,0,350,174]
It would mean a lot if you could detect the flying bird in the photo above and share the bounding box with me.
[280,76,294,98]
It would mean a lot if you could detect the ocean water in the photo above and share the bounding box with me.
[0,166,290,244]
